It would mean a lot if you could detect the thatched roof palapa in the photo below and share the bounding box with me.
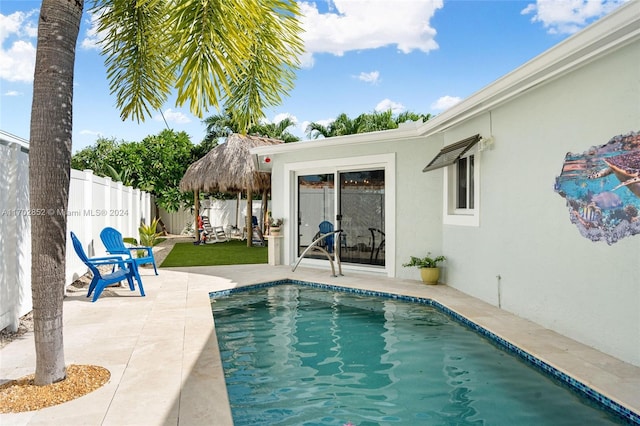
[180,133,283,194]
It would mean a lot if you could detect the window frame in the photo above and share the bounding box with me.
[444,147,480,227]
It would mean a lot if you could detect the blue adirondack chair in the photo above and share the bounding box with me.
[70,232,144,302]
[100,227,158,287]
[318,220,334,253]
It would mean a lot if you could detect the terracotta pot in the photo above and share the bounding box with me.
[270,227,281,236]
[420,267,440,285]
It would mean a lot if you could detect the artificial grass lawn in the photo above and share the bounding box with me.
[160,240,268,267]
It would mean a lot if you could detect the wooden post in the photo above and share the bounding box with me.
[246,189,253,247]
[194,190,200,242]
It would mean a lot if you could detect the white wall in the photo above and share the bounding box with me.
[270,147,428,276]
[265,11,640,366]
[0,134,153,332]
[440,40,640,366]
[0,132,31,332]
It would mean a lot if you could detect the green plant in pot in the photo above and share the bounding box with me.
[402,253,446,284]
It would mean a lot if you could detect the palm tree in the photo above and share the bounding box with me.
[306,121,332,139]
[333,113,365,136]
[395,111,432,125]
[29,0,302,385]
[306,113,363,139]
[359,110,397,132]
[29,0,82,386]
[250,117,300,142]
[202,109,238,145]
[306,110,432,140]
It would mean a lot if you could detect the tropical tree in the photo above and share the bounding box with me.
[305,121,331,139]
[250,116,300,142]
[71,137,122,177]
[135,130,195,212]
[29,0,82,386]
[395,111,432,125]
[201,109,237,145]
[29,0,302,385]
[306,113,362,139]
[332,113,364,136]
[359,109,397,132]
[203,109,300,143]
[306,110,432,139]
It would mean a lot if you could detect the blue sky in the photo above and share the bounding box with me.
[0,0,627,152]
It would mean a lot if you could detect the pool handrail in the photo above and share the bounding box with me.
[292,230,343,277]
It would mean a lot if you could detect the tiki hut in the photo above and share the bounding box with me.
[180,133,283,246]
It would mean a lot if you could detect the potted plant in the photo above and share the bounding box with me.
[268,217,284,235]
[402,252,446,284]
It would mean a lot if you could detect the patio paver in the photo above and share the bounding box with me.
[1,262,639,425]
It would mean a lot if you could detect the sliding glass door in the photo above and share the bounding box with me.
[296,169,385,266]
[297,174,334,259]
[338,170,385,266]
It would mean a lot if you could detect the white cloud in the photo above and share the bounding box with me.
[273,112,298,125]
[430,95,461,111]
[299,120,312,135]
[155,108,191,124]
[375,99,405,114]
[521,0,626,34]
[356,71,380,85]
[4,90,21,96]
[79,129,102,136]
[298,51,315,68]
[81,11,104,50]
[0,10,38,83]
[310,118,334,128]
[299,0,443,67]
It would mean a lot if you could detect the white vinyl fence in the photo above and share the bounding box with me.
[0,130,152,332]
[159,197,268,236]
[66,169,153,285]
[0,132,30,333]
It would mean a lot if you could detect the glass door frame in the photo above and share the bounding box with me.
[283,153,396,277]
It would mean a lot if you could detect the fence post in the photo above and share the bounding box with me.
[115,180,123,231]
[132,188,141,239]
[82,170,94,256]
[103,176,112,231]
[122,184,133,235]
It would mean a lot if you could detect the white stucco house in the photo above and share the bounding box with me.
[252,2,640,368]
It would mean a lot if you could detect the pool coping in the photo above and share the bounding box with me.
[1,264,637,425]
[211,278,640,425]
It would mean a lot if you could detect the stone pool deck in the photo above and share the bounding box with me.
[1,263,639,425]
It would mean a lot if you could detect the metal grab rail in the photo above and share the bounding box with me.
[292,230,343,277]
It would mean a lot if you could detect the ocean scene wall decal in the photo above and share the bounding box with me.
[555,131,640,245]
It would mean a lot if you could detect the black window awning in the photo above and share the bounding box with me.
[422,134,480,172]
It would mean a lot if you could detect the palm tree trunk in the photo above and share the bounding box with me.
[29,0,83,385]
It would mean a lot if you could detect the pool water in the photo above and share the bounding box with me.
[211,284,626,425]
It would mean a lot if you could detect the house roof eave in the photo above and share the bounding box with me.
[416,1,640,138]
[251,1,639,168]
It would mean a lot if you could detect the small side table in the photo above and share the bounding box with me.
[266,235,283,265]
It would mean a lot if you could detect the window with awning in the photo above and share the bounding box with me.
[422,134,480,173]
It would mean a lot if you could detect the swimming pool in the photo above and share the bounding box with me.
[211,282,635,425]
